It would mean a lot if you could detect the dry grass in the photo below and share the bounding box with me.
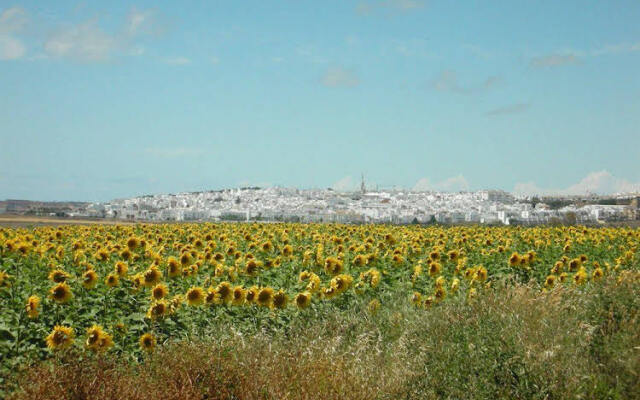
[9,277,640,400]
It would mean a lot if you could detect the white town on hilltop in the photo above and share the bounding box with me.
[79,185,640,225]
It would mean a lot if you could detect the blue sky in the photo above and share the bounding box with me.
[1,0,639,201]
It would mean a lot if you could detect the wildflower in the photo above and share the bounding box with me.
[151,283,168,300]
[451,278,460,293]
[592,267,604,281]
[126,237,140,250]
[46,325,74,350]
[86,325,113,352]
[232,286,246,306]
[473,266,488,282]
[428,262,442,277]
[114,261,128,277]
[48,269,70,283]
[186,286,205,306]
[216,281,232,304]
[256,287,274,308]
[434,286,446,301]
[245,259,259,276]
[411,292,421,306]
[147,300,168,320]
[245,286,259,304]
[330,274,353,294]
[26,295,40,318]
[324,257,343,276]
[573,269,588,285]
[140,333,156,352]
[294,292,312,309]
[82,270,98,289]
[105,273,120,288]
[143,265,162,287]
[544,275,556,289]
[423,296,434,308]
[273,290,288,309]
[49,282,72,303]
[509,252,521,267]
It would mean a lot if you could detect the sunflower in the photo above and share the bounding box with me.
[114,261,128,277]
[352,254,367,267]
[105,273,120,288]
[49,282,72,303]
[451,278,460,292]
[573,269,588,285]
[411,292,422,306]
[126,237,140,250]
[509,252,521,267]
[434,286,446,301]
[147,300,168,320]
[85,325,112,352]
[139,333,156,352]
[81,270,98,289]
[256,287,274,307]
[299,270,312,282]
[330,274,353,294]
[151,283,168,300]
[473,266,488,282]
[167,257,181,278]
[120,249,132,261]
[306,274,321,293]
[245,259,259,276]
[272,290,288,309]
[186,286,205,306]
[48,269,70,283]
[294,292,311,309]
[245,286,259,304]
[180,252,191,267]
[428,262,442,277]
[324,257,344,276]
[26,295,40,319]
[216,281,232,304]
[143,265,162,287]
[232,286,246,306]
[46,325,75,350]
[592,267,604,281]
[568,258,581,272]
[544,275,556,289]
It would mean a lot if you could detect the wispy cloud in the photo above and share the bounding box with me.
[4,6,166,63]
[530,53,579,68]
[144,147,204,157]
[530,41,640,69]
[44,20,118,62]
[514,171,640,196]
[432,70,500,94]
[321,67,359,88]
[413,174,469,192]
[164,56,191,65]
[357,0,425,15]
[0,6,27,60]
[332,176,357,191]
[486,103,530,116]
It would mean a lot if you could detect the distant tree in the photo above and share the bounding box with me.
[564,212,577,225]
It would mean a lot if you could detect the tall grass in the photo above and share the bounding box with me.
[10,276,640,400]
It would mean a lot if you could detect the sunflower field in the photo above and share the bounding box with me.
[1,223,639,397]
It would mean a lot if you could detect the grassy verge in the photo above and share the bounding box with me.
[9,276,640,400]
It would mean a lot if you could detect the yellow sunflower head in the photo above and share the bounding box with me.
[46,325,75,350]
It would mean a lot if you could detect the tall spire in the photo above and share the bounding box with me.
[360,173,366,194]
